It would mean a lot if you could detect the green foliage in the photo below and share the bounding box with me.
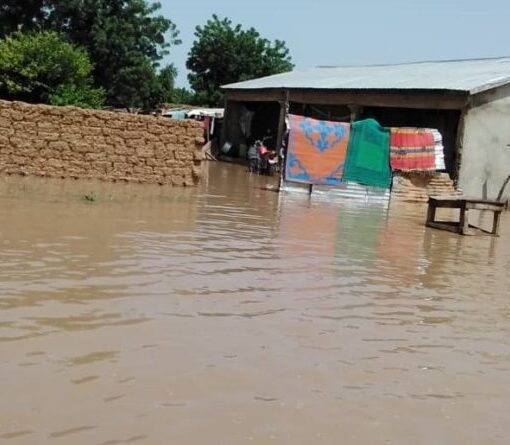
[157,65,197,105]
[48,1,180,109]
[169,87,197,105]
[0,1,180,109]
[49,83,105,109]
[0,0,45,36]
[0,31,105,108]
[158,64,178,104]
[186,15,294,106]
[82,192,97,202]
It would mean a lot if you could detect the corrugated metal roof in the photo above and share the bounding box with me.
[222,57,510,94]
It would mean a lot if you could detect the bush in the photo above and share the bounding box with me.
[0,31,105,108]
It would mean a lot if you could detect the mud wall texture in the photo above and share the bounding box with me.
[0,100,204,186]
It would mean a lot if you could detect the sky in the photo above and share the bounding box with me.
[160,0,510,88]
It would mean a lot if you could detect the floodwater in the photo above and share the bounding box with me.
[1,162,510,445]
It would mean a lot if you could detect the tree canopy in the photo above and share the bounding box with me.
[0,0,45,36]
[0,31,104,108]
[0,1,180,109]
[186,15,294,106]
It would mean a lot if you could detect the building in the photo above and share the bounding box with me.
[222,57,510,201]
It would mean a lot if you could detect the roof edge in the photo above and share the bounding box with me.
[222,86,470,94]
[315,55,510,70]
[469,76,510,94]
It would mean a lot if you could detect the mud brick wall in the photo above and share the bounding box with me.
[0,100,204,186]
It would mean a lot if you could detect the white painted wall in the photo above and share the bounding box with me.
[459,88,510,201]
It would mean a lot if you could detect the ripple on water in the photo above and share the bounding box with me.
[1,165,510,444]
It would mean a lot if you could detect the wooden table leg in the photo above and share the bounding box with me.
[492,211,502,236]
[459,205,470,235]
[426,203,436,225]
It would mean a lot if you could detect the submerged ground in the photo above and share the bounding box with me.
[1,162,510,444]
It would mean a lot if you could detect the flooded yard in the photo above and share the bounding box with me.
[1,162,510,444]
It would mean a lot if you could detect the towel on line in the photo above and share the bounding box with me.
[343,119,392,189]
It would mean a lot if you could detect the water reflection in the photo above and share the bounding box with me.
[1,163,510,444]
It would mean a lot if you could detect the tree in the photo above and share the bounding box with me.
[186,15,294,106]
[158,64,178,104]
[0,1,181,109]
[49,83,106,109]
[0,31,105,108]
[0,0,46,37]
[156,66,197,105]
[49,1,180,109]
[170,87,196,105]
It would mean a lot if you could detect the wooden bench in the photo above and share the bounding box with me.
[426,197,505,236]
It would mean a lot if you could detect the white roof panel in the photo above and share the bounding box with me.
[222,57,510,94]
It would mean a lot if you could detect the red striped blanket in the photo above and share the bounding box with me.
[390,128,436,173]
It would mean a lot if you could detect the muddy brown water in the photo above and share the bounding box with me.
[1,162,510,444]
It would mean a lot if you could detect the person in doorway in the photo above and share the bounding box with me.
[262,128,274,149]
[247,138,259,173]
[256,138,278,176]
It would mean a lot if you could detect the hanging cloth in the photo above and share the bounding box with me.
[285,114,350,186]
[210,118,216,136]
[390,128,436,173]
[203,116,211,142]
[343,119,392,189]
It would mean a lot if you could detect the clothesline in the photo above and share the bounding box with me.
[284,115,447,190]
